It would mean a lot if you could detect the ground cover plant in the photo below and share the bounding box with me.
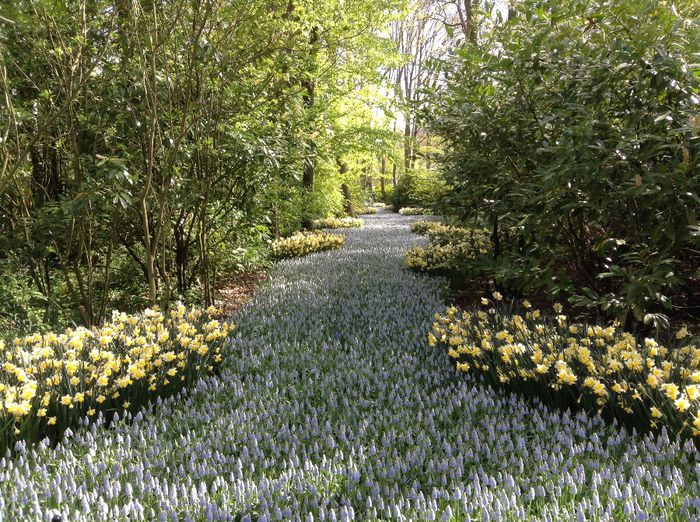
[271,231,345,259]
[3,210,700,520]
[430,297,700,440]
[0,305,233,454]
[355,206,378,215]
[410,219,446,235]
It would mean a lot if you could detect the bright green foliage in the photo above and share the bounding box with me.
[392,166,448,211]
[0,0,403,330]
[429,0,700,326]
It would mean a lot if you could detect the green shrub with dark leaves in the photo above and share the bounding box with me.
[429,0,700,327]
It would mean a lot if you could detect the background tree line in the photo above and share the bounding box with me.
[0,0,403,333]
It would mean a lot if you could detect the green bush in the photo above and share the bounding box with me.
[392,167,447,211]
[429,0,700,325]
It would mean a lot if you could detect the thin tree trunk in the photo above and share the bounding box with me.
[301,26,319,230]
[339,162,355,217]
[404,120,412,173]
[380,156,387,201]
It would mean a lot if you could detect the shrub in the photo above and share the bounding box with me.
[271,231,345,258]
[355,206,378,215]
[0,305,233,453]
[429,0,700,324]
[312,217,364,229]
[392,167,448,211]
[430,296,700,439]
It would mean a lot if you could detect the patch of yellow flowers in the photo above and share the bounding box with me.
[398,207,433,216]
[312,217,364,229]
[429,295,700,438]
[0,304,233,450]
[406,222,491,272]
[272,231,345,258]
[355,207,377,215]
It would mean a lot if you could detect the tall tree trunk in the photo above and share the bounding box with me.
[380,156,387,201]
[339,162,355,217]
[465,0,477,45]
[301,26,319,230]
[404,119,412,173]
[341,183,355,217]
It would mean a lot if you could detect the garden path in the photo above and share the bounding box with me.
[3,209,700,521]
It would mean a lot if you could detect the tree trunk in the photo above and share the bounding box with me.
[404,119,412,173]
[465,0,477,45]
[341,183,355,217]
[508,0,517,21]
[380,156,387,201]
[301,26,319,230]
[339,162,355,217]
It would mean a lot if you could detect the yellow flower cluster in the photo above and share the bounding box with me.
[429,296,700,437]
[272,231,345,258]
[398,207,433,216]
[312,217,364,229]
[406,223,491,272]
[355,207,377,215]
[410,220,446,235]
[1,305,233,447]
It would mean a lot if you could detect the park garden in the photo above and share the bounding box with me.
[0,0,699,520]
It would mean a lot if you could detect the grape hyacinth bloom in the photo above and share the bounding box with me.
[1,209,700,520]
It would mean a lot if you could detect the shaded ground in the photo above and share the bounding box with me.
[216,273,268,316]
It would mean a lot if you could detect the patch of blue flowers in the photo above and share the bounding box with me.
[2,210,700,521]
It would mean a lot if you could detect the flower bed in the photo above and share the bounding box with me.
[355,206,377,215]
[2,211,700,521]
[0,305,233,453]
[410,219,445,235]
[430,295,699,438]
[398,206,433,215]
[271,230,345,258]
[312,217,364,229]
[406,222,491,272]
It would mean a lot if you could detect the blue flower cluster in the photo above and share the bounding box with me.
[1,210,700,520]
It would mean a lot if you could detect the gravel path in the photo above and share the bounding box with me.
[2,209,700,521]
